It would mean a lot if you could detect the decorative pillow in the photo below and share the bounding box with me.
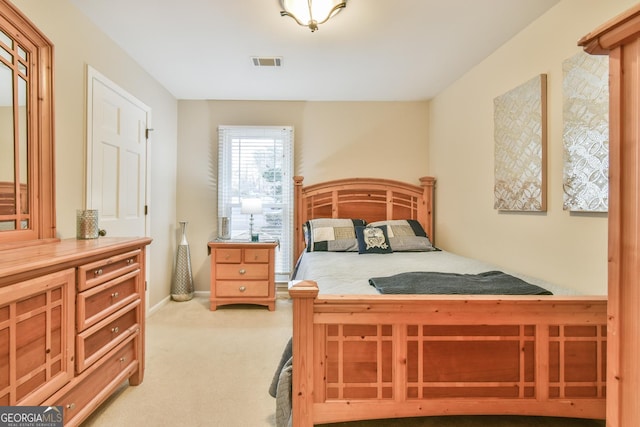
[355,225,393,254]
[368,219,434,252]
[304,218,366,252]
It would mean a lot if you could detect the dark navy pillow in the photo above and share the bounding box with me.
[355,225,393,254]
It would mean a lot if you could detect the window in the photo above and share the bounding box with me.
[218,126,294,281]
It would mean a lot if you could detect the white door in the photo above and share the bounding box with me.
[86,66,151,310]
[86,66,150,238]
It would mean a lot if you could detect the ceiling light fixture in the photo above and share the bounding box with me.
[280,0,347,32]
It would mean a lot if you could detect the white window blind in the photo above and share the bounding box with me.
[218,126,294,280]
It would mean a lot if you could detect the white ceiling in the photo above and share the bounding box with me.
[68,0,560,102]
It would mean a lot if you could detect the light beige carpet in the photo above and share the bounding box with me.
[81,296,605,427]
[82,296,293,427]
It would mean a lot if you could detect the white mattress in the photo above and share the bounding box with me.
[291,250,580,296]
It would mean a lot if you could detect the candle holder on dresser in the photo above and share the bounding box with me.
[171,221,194,301]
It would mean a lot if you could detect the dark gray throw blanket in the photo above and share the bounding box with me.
[369,270,553,295]
[270,338,293,427]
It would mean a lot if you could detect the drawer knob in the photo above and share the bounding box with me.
[239,286,246,292]
[94,268,103,276]
[127,258,133,265]
[119,357,126,363]
[111,326,119,333]
[67,403,76,410]
[111,292,120,298]
[239,268,246,275]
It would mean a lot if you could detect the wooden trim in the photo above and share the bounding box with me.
[579,5,640,426]
[0,0,56,245]
[579,4,640,54]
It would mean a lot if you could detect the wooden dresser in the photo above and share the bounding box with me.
[208,240,278,311]
[0,237,151,426]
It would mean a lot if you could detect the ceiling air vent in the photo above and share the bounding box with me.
[251,57,283,67]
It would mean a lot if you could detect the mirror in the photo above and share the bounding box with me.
[0,1,55,246]
[18,60,29,230]
[0,30,16,230]
[0,32,29,232]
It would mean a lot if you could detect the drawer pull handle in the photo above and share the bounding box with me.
[94,268,103,276]
[119,357,126,363]
[239,286,246,292]
[111,326,119,333]
[111,292,119,298]
[67,403,76,410]
[127,258,133,265]
[239,268,246,275]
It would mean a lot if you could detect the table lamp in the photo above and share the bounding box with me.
[241,198,263,241]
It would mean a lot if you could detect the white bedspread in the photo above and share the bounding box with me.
[291,250,580,296]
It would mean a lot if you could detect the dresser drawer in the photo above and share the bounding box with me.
[216,280,269,297]
[216,263,269,280]
[244,248,270,263]
[49,335,139,426]
[76,301,140,373]
[216,248,242,263]
[77,250,141,292]
[77,269,140,331]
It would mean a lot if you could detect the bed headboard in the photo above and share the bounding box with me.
[293,176,436,257]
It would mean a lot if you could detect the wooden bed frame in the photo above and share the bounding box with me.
[288,175,607,426]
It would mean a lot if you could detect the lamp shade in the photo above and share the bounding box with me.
[280,0,347,32]
[241,198,263,215]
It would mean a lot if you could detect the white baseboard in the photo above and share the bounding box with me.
[147,295,171,316]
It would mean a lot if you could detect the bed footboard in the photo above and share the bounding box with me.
[289,281,607,426]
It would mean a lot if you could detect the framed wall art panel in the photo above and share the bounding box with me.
[562,51,609,212]
[494,74,547,212]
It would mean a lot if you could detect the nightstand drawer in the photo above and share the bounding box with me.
[216,263,269,280]
[216,280,269,297]
[216,248,242,263]
[77,250,141,291]
[76,301,140,373]
[244,248,270,263]
[77,269,140,331]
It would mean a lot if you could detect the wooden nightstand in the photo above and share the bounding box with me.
[208,240,278,311]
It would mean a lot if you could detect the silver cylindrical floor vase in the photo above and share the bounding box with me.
[171,221,194,301]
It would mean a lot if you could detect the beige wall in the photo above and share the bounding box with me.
[12,0,179,308]
[429,0,638,294]
[177,100,429,292]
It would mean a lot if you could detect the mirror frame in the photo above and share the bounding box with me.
[0,0,55,247]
